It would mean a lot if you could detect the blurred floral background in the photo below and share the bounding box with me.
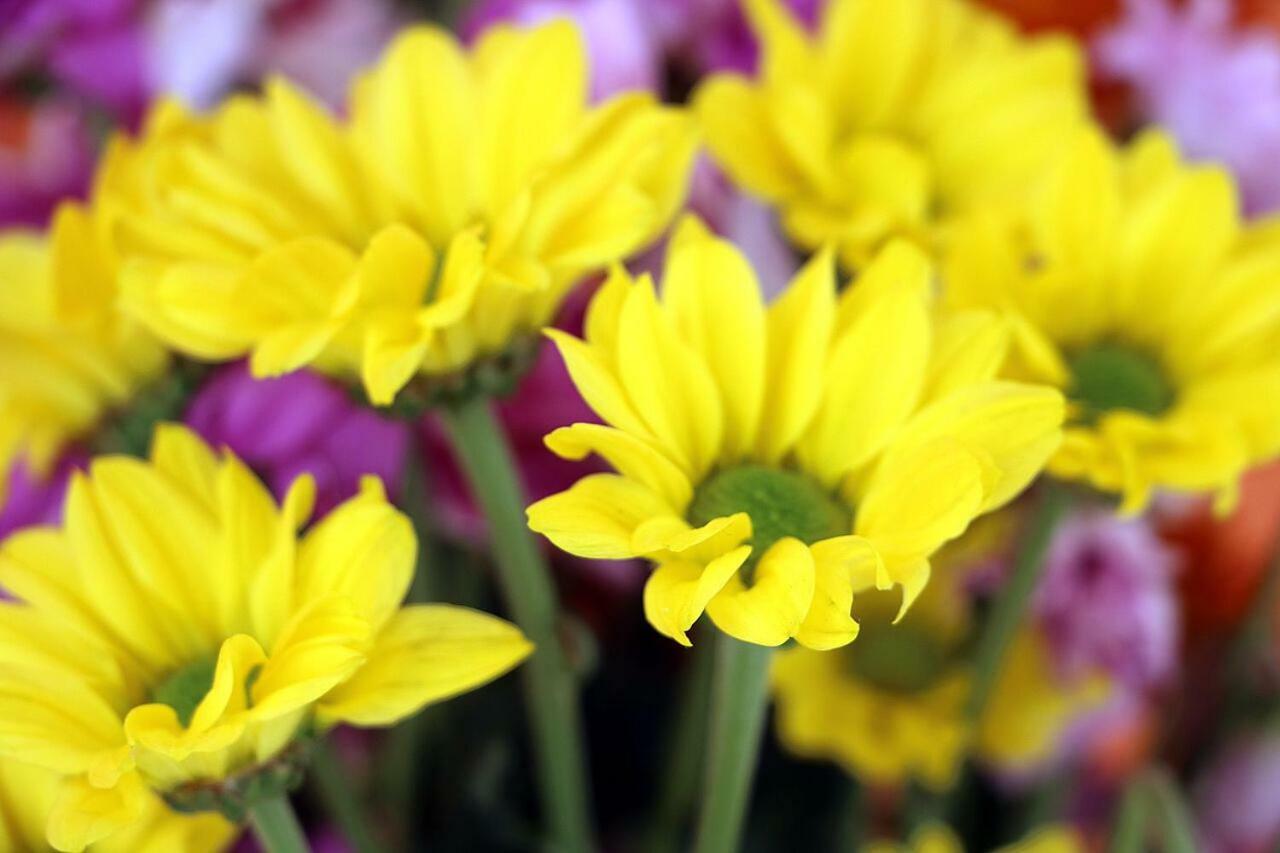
[4,0,1280,852]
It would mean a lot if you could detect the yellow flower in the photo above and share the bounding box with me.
[864,823,963,853]
[945,127,1280,513]
[527,219,1064,647]
[0,205,168,501]
[694,0,1086,270]
[773,583,1106,790]
[104,21,696,407]
[0,758,235,852]
[0,425,531,851]
[772,586,972,790]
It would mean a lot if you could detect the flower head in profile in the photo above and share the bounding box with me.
[0,757,235,852]
[946,127,1280,513]
[0,425,531,851]
[528,219,1064,648]
[694,0,1087,269]
[0,203,168,504]
[107,20,697,408]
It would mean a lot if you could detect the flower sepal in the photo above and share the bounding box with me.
[380,332,543,417]
[162,736,313,823]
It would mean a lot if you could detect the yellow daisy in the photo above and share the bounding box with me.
[103,21,696,408]
[865,823,1084,853]
[527,219,1064,647]
[772,586,972,790]
[0,204,168,501]
[694,0,1086,270]
[0,425,531,851]
[0,758,235,853]
[945,127,1280,513]
[772,585,1106,790]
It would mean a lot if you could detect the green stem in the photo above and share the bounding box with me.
[1109,777,1149,853]
[311,739,384,853]
[646,635,717,852]
[964,482,1071,722]
[437,396,593,852]
[247,795,311,853]
[692,633,774,853]
[1144,768,1199,853]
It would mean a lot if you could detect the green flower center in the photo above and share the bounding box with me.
[152,658,218,727]
[688,465,852,562]
[1067,342,1173,423]
[844,622,951,694]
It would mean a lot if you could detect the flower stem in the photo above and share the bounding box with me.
[1109,775,1150,853]
[438,396,593,852]
[692,632,773,853]
[964,481,1070,723]
[248,794,310,853]
[645,634,716,852]
[1143,768,1199,853]
[311,738,384,853]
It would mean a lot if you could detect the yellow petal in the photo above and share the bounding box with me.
[797,241,931,485]
[616,277,724,477]
[317,604,531,727]
[527,474,672,559]
[643,547,751,646]
[794,536,882,650]
[662,217,767,459]
[706,538,815,646]
[756,248,837,462]
[47,772,149,853]
[544,423,693,509]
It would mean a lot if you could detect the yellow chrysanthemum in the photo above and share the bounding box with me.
[527,219,1064,648]
[0,204,168,500]
[773,583,1105,790]
[0,425,531,851]
[0,758,235,853]
[946,127,1280,513]
[694,0,1086,270]
[102,21,696,407]
[772,586,972,790]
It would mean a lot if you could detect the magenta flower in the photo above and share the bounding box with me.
[1097,0,1280,215]
[1033,509,1180,691]
[186,363,409,517]
[0,454,82,541]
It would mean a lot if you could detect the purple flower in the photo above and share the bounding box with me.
[650,0,823,76]
[1033,509,1180,691]
[462,0,662,101]
[1194,732,1280,853]
[186,363,409,517]
[1097,0,1280,215]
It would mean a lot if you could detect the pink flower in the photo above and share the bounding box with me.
[1033,510,1180,691]
[186,363,409,517]
[0,454,82,541]
[1195,732,1280,853]
[1097,0,1280,214]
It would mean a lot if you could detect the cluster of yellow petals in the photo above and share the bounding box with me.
[528,220,1064,648]
[0,203,168,500]
[946,128,1280,513]
[0,758,233,853]
[98,21,695,405]
[696,0,1087,269]
[0,426,531,851]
